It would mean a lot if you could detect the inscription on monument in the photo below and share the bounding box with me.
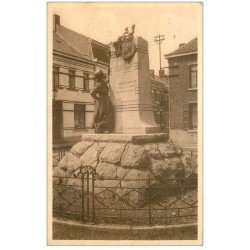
[112,61,138,73]
[109,35,160,134]
[118,79,137,90]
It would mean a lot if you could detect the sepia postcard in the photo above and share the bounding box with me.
[47,2,203,245]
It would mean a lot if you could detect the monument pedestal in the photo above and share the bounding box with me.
[53,133,185,205]
[80,133,168,144]
[109,36,160,134]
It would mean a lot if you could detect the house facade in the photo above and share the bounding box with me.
[150,70,169,134]
[52,15,109,143]
[164,38,198,148]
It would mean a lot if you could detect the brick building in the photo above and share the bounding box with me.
[164,38,198,148]
[52,14,109,143]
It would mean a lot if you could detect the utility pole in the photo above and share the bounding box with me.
[154,34,165,70]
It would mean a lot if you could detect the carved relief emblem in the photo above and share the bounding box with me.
[112,24,136,61]
[121,40,136,60]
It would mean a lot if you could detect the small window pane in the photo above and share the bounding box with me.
[189,103,197,130]
[190,65,197,88]
[74,104,85,129]
[83,74,89,91]
[69,70,75,89]
[53,66,59,88]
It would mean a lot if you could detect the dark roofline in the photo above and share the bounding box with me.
[91,39,109,48]
[150,75,169,88]
[164,37,197,59]
[58,24,108,48]
[53,50,95,66]
[165,51,197,59]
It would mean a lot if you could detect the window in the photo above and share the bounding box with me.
[53,66,59,88]
[83,73,89,91]
[74,104,85,129]
[165,95,169,110]
[69,69,75,89]
[159,92,166,107]
[190,64,197,88]
[189,103,197,130]
[156,92,161,102]
[151,89,156,102]
[159,111,164,131]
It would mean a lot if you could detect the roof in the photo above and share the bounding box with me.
[164,37,197,58]
[53,24,109,64]
[53,33,88,59]
[91,40,109,64]
[150,75,169,88]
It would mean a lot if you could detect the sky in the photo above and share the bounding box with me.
[49,3,202,74]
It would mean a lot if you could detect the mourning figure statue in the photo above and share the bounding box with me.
[90,70,114,134]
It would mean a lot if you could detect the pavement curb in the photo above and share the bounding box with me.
[53,218,198,240]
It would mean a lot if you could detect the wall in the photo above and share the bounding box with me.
[53,54,108,141]
[168,54,197,147]
[150,80,169,133]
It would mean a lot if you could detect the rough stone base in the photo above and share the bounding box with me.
[53,133,185,205]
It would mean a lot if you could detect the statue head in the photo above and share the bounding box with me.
[93,69,105,81]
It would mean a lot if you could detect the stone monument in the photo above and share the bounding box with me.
[53,26,189,205]
[109,26,160,134]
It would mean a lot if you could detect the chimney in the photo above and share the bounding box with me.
[149,69,154,78]
[53,14,60,32]
[179,43,185,49]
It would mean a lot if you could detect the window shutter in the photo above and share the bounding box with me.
[85,74,89,91]
[183,104,189,130]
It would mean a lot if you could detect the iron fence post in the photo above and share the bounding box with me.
[59,204,62,219]
[91,172,95,223]
[177,178,181,218]
[81,170,85,223]
[148,179,152,227]
[86,171,90,218]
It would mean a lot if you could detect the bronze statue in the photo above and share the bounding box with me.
[90,70,114,134]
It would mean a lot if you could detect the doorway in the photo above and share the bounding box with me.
[53,100,63,142]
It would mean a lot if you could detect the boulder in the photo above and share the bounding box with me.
[157,143,176,158]
[71,141,94,156]
[164,157,185,178]
[53,166,69,185]
[58,152,81,175]
[116,166,130,179]
[144,143,162,159]
[121,144,150,169]
[151,157,185,178]
[150,158,167,178]
[175,145,183,156]
[99,143,126,164]
[116,169,154,205]
[122,168,154,188]
[96,162,117,179]
[80,143,100,168]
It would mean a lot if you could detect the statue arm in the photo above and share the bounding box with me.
[90,83,102,100]
[90,89,98,100]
